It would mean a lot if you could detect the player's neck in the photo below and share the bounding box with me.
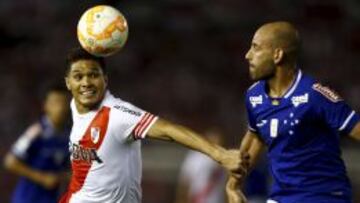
[75,102,96,114]
[267,66,297,98]
[47,116,65,131]
[74,92,106,114]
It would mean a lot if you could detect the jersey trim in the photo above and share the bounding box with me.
[339,111,355,131]
[133,113,158,139]
[284,70,302,98]
[248,125,257,133]
[248,81,260,91]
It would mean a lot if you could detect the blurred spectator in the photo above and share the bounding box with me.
[174,128,226,203]
[3,84,71,203]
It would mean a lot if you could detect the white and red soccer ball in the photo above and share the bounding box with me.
[77,5,129,57]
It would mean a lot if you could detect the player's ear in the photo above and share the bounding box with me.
[64,77,71,90]
[273,48,284,65]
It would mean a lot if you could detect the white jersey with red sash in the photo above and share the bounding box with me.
[59,91,158,203]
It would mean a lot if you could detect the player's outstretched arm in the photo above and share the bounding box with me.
[349,122,360,141]
[3,153,59,189]
[146,118,243,173]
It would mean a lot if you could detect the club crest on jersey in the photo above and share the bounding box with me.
[250,95,263,108]
[312,83,343,102]
[291,93,309,107]
[91,127,101,144]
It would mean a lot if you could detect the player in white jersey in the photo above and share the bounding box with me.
[59,48,243,203]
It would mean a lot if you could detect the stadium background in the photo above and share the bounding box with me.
[1,0,360,202]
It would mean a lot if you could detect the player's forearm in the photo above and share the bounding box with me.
[147,119,224,162]
[247,140,264,171]
[238,131,265,173]
[349,122,360,141]
[4,154,44,184]
[226,176,247,203]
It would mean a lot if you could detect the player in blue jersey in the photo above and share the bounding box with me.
[226,21,360,203]
[4,85,71,203]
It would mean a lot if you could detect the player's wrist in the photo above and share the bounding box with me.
[212,146,225,164]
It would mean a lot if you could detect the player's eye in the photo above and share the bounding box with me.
[89,72,100,78]
[72,74,82,81]
[252,44,259,51]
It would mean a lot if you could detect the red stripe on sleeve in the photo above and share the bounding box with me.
[133,113,155,139]
[137,115,156,139]
[133,113,151,139]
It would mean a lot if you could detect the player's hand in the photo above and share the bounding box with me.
[38,173,60,190]
[226,175,247,203]
[219,149,248,175]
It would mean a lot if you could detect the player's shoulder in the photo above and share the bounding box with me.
[297,73,343,103]
[246,81,263,96]
[21,122,43,140]
[310,81,343,103]
[245,81,265,108]
[104,94,143,118]
[12,122,42,156]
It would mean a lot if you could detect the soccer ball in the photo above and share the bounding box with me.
[77,5,129,57]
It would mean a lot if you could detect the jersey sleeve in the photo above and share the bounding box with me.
[312,83,360,135]
[245,93,259,133]
[11,123,42,160]
[113,101,158,141]
[131,112,158,140]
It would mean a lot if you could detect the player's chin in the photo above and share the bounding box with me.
[249,70,259,81]
[78,96,102,109]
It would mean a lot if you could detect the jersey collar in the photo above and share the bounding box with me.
[71,90,112,118]
[262,69,302,100]
[283,69,302,99]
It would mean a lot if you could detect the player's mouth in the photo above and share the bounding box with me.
[249,64,256,70]
[79,90,97,97]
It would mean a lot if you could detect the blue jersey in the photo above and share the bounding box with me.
[245,70,360,203]
[10,117,70,203]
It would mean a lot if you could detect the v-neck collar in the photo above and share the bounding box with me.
[263,69,302,100]
[71,91,111,119]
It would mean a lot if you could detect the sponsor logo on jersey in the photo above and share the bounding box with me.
[114,105,141,116]
[250,95,263,108]
[91,127,100,144]
[291,93,309,107]
[70,143,103,164]
[312,83,343,102]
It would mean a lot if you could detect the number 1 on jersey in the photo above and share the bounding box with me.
[270,119,279,138]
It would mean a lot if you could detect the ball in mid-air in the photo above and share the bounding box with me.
[77,5,128,57]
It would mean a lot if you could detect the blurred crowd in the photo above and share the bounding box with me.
[1,0,360,202]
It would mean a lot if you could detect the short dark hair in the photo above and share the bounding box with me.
[65,47,106,76]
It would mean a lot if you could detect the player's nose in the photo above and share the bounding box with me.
[80,76,93,87]
[245,49,251,60]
